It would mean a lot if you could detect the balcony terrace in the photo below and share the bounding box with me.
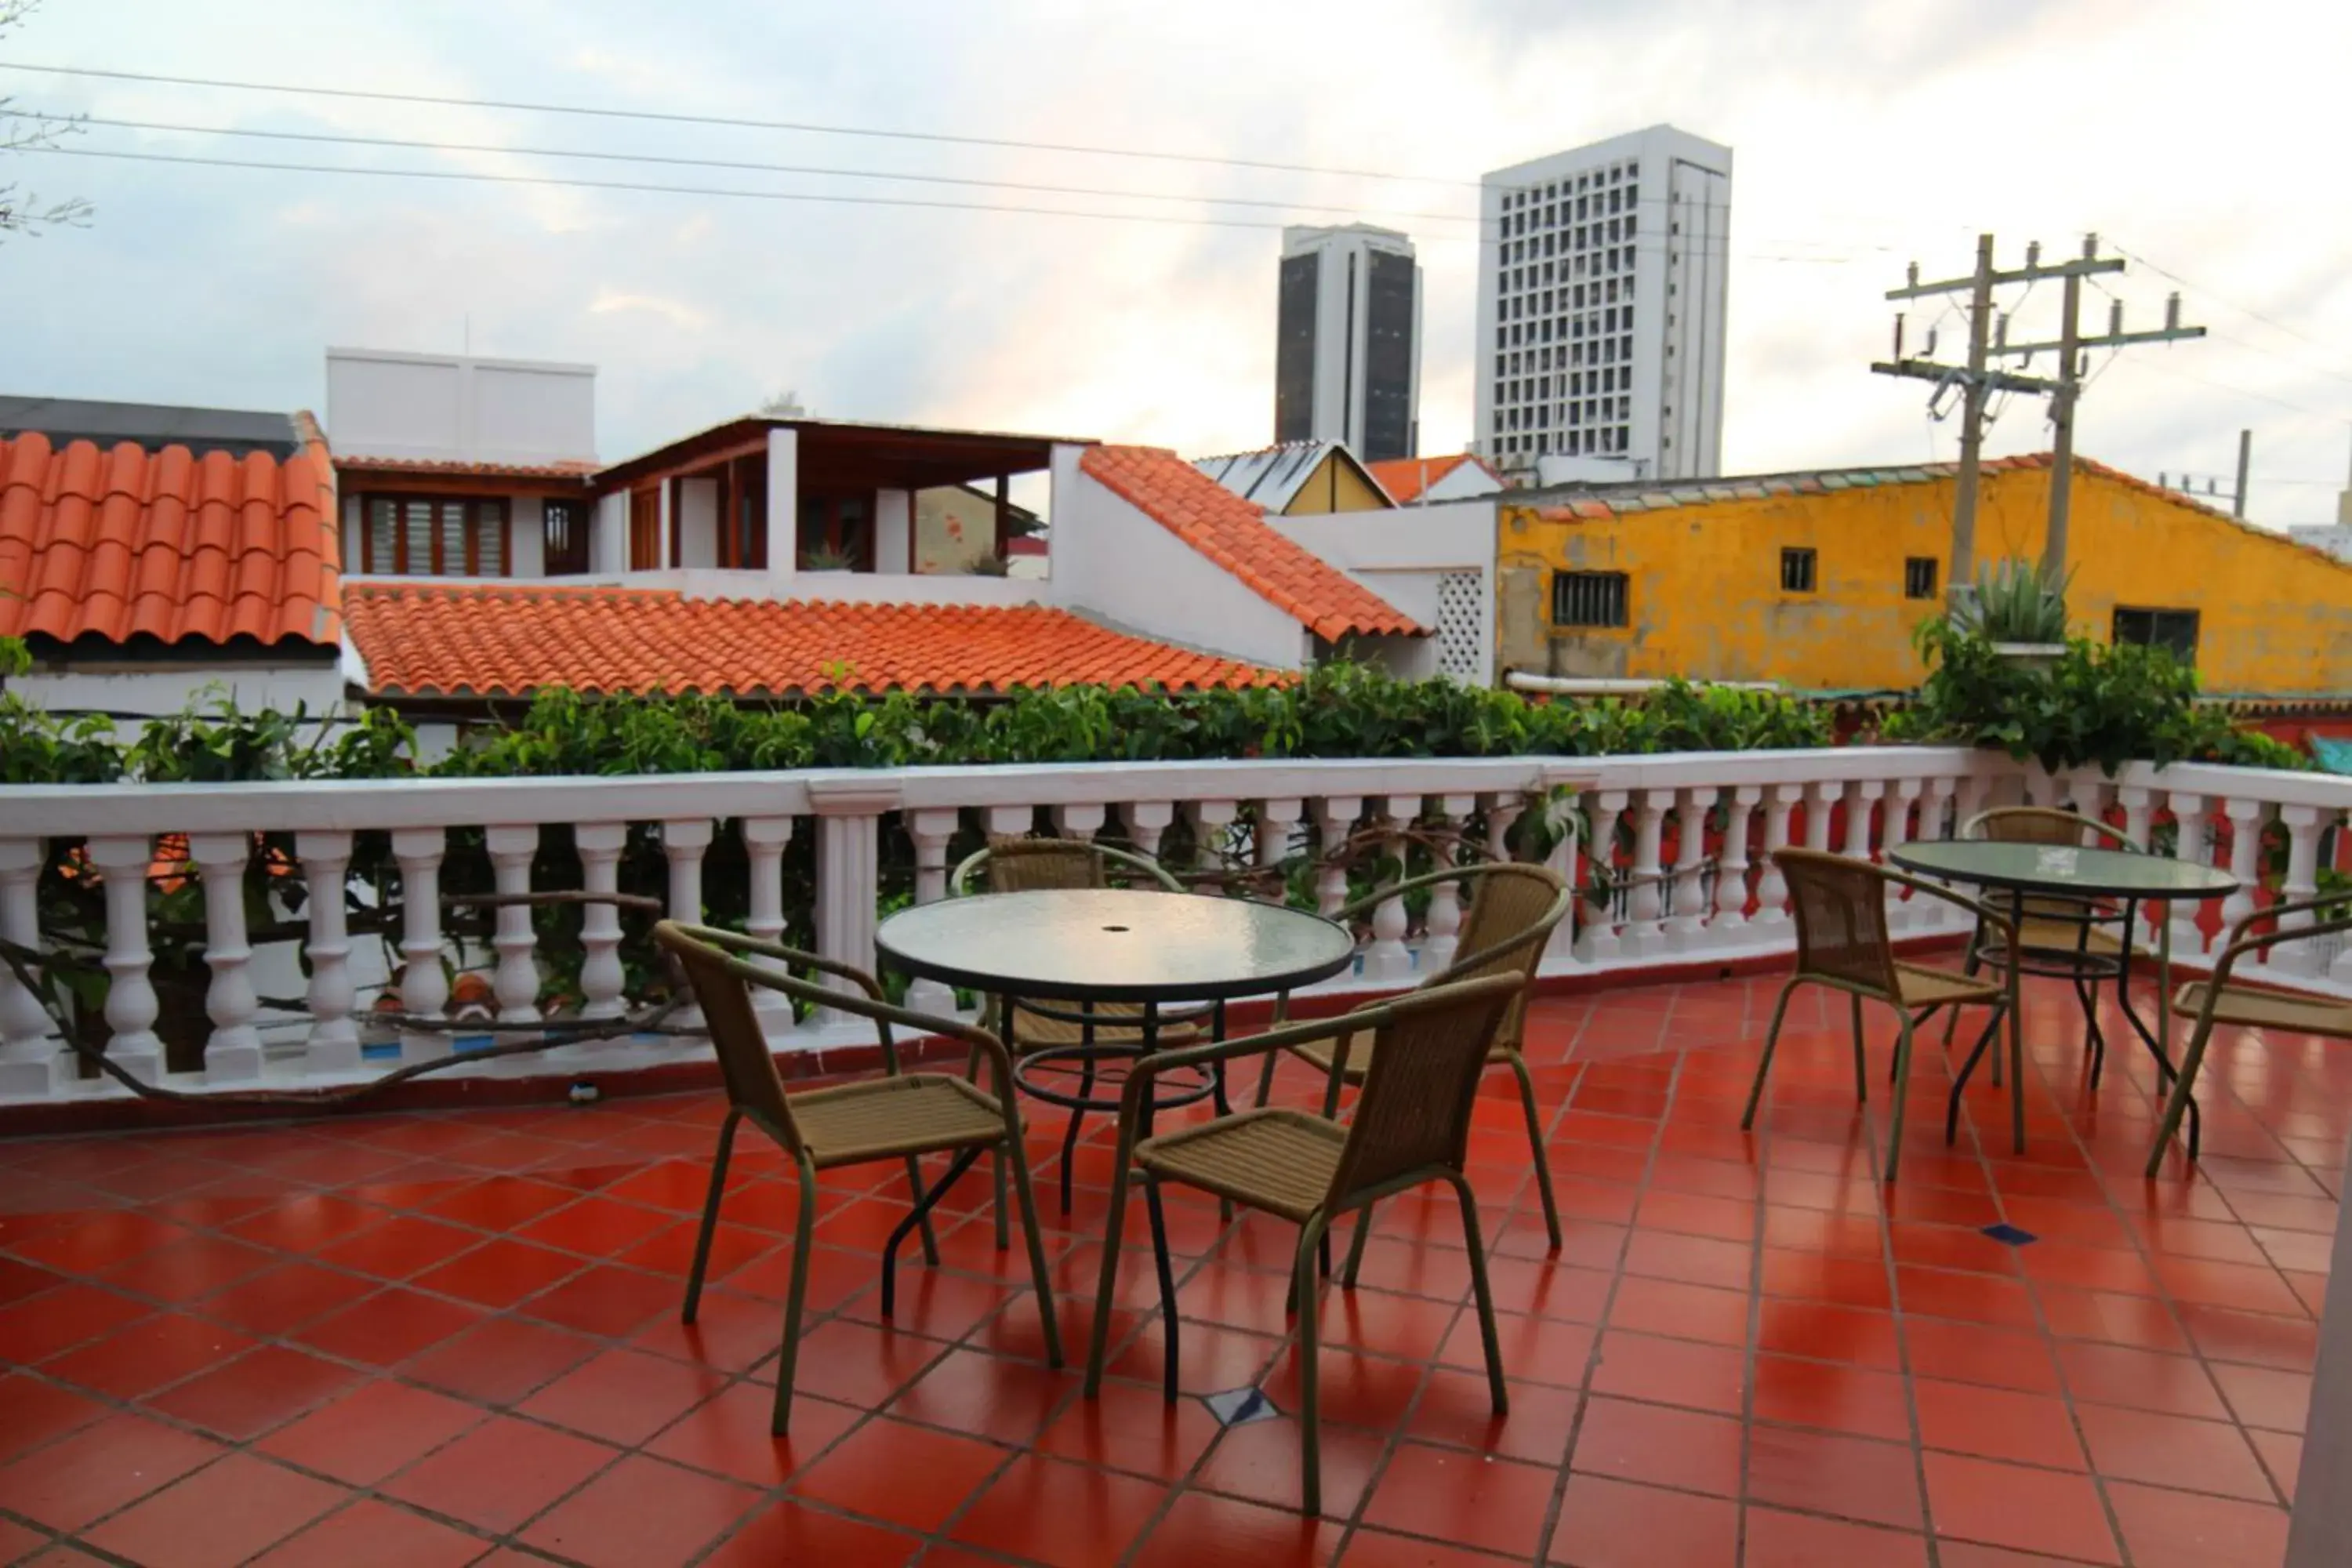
[0,743,2346,1566]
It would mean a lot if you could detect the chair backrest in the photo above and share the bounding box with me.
[1325,973,1526,1203]
[1432,863,1572,1047]
[1965,806,2133,852]
[1774,848,1900,999]
[653,920,1005,1160]
[953,835,1185,896]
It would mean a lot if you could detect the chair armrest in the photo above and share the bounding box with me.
[2212,898,2352,980]
[1876,866,2017,940]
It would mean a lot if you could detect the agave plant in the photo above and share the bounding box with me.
[1955,557,2071,644]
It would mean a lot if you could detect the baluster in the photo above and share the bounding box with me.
[1882,780,1921,929]
[1186,800,1239,887]
[2116,785,2158,952]
[906,809,959,1014]
[1715,786,1759,935]
[2220,799,2264,962]
[2072,776,2116,829]
[291,832,360,1074]
[1953,771,1991,837]
[574,822,628,1021]
[985,803,1034,844]
[1804,780,1842,853]
[0,838,63,1095]
[1123,800,1173,866]
[84,837,164,1081]
[1754,784,1801,928]
[390,828,448,1062]
[1920,776,1962,931]
[1256,797,1304,881]
[2166,793,2212,959]
[188,833,263,1081]
[1577,789,1627,961]
[1666,786,1713,947]
[742,816,797,1025]
[1483,793,1525,863]
[1626,789,1671,956]
[1051,803,1105,844]
[1422,794,1474,971]
[811,783,901,1009]
[2275,804,2324,978]
[483,826,541,1025]
[1846,780,1882,859]
[661,818,713,1025]
[1314,796,1362,920]
[1365,793,1420,979]
[1538,788,1581,966]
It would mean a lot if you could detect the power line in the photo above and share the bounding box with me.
[2109,239,2352,379]
[0,109,1484,226]
[0,60,1476,187]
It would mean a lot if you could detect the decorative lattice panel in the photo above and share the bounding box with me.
[1436,570,1486,682]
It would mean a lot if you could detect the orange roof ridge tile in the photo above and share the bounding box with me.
[342,583,1282,698]
[0,430,343,651]
[1080,445,1423,641]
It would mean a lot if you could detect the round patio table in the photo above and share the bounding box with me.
[876,888,1358,1219]
[1891,840,2238,1157]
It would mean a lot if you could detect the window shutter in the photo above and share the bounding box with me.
[401,500,434,575]
[479,500,506,575]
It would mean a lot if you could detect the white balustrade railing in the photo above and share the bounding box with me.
[0,746,2343,1105]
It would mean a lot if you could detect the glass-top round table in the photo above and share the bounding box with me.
[876,889,1358,1216]
[1891,839,2237,1159]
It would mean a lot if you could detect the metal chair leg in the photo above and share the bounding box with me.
[1505,1047,1563,1250]
[1254,1045,1280,1109]
[2071,971,2107,1087]
[768,1156,822,1436]
[1082,1142,1135,1398]
[1060,1054,1097,1217]
[683,1109,740,1325]
[882,1146,983,1319]
[1446,1173,1508,1417]
[1943,933,1985,1049]
[1142,1174,1180,1403]
[1882,1013,1918,1182]
[1853,992,1871,1098]
[903,1155,941,1267]
[1740,978,1803,1131]
[1946,1003,2007,1145]
[1002,1124,1065,1368]
[2145,1008,2220,1178]
[1340,1205,1374,1287]
[1292,1214,1330,1517]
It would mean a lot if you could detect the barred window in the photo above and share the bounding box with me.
[1552,570,1629,628]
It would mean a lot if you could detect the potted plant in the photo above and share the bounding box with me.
[968,550,1011,577]
[799,544,858,575]
[1955,557,2071,672]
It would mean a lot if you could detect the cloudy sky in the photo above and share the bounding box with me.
[3,0,2347,524]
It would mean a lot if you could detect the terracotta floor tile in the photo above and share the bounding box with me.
[314,1214,482,1281]
[403,1315,601,1405]
[195,1263,378,1335]
[1359,1440,1559,1559]
[2104,1479,2291,1568]
[81,1452,346,1568]
[254,1378,485,1485]
[1743,1508,1930,1568]
[1904,1318,2063,1394]
[1542,1473,1737,1568]
[1748,1422,1926,1530]
[2249,1427,2300,1502]
[1914,1377,2086,1469]
[380,1414,619,1534]
[1130,1487,1342,1568]
[791,1415,1005,1533]
[645,1382,862,1487]
[949,1452,1167,1568]
[2034,1286,2193,1353]
[2175,1303,2317,1373]
[249,1497,492,1568]
[517,1345,732,1447]
[1588,1329,1744,1414]
[100,1233,278,1302]
[888,1345,1079,1445]
[141,1344,361,1441]
[291,1287,486,1367]
[2056,1341,2231,1421]
[699,1499,922,1567]
[2074,1405,2274,1499]
[1755,1299,1904,1367]
[1567,1395,1741,1497]
[410,1237,586,1307]
[0,1374,109,1467]
[1751,1352,1912,1441]
[518,1452,762,1568]
[8,1210,190,1272]
[1922,1452,2122,1565]
[40,1312,260,1399]
[0,1284,152,1363]
[1035,1377,1222,1481]
[1604,1273,1751,1347]
[0,1410,225,1530]
[2209,1360,2312,1434]
[0,1519,51,1560]
[1405,1370,1580,1465]
[419,1174,582,1230]
[223,1196,381,1254]
[1192,1416,1389,1520]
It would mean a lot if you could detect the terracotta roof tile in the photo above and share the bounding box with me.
[0,429,341,649]
[1364,452,1500,503]
[1079,445,1422,641]
[343,583,1280,698]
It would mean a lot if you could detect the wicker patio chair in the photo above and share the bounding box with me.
[1944,806,2147,1084]
[2145,894,2352,1175]
[655,921,1061,1436]
[1083,971,1526,1515]
[1739,849,2016,1180]
[950,835,1207,1219]
[1252,862,1573,1254]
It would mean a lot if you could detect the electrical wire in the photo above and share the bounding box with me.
[2111,239,2352,370]
[0,60,1476,186]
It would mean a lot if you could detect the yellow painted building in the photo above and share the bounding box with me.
[1495,454,2352,697]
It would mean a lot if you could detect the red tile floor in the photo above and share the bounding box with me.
[0,971,2337,1566]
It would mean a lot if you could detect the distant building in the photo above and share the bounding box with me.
[1367,453,1504,506]
[1194,441,1392,516]
[1274,224,1421,463]
[1475,125,1732,485]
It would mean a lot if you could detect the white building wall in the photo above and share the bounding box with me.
[676,478,719,569]
[765,427,799,592]
[325,349,597,465]
[1474,125,1731,484]
[510,496,546,578]
[10,663,350,720]
[592,491,628,573]
[1273,498,1496,684]
[875,489,913,574]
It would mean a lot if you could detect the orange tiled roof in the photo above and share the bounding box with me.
[333,455,598,481]
[343,583,1281,697]
[1080,445,1421,641]
[0,429,341,648]
[1367,452,1496,503]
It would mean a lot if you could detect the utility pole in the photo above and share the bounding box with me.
[1876,233,2205,593]
[2234,428,2252,519]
